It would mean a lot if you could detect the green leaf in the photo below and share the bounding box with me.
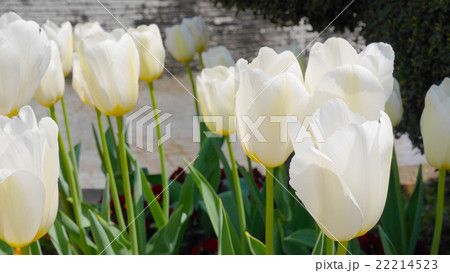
[0,239,13,255]
[238,164,265,219]
[29,240,42,255]
[141,169,165,229]
[48,218,73,255]
[218,199,235,255]
[57,211,96,254]
[245,232,266,255]
[378,225,398,255]
[406,165,423,254]
[100,178,111,222]
[87,210,114,255]
[274,166,293,222]
[146,205,188,254]
[187,161,241,254]
[380,154,405,253]
[284,229,316,248]
[96,216,130,255]
[128,155,146,254]
[312,231,326,255]
[178,137,224,216]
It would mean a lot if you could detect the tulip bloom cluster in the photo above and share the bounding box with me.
[0,10,448,257]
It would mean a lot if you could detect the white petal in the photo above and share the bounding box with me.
[0,32,20,116]
[358,43,395,100]
[312,64,386,120]
[305,37,359,92]
[0,170,45,247]
[289,147,363,241]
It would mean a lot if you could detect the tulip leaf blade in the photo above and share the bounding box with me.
[146,205,187,254]
[237,164,265,219]
[311,231,326,255]
[186,160,241,254]
[245,231,266,255]
[100,178,111,223]
[284,229,316,248]
[406,165,423,254]
[96,216,130,255]
[57,211,96,254]
[87,210,114,255]
[29,240,42,255]
[0,239,13,255]
[141,169,166,229]
[378,225,398,255]
[380,151,405,253]
[218,199,235,255]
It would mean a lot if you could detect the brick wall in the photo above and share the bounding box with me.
[1,0,353,74]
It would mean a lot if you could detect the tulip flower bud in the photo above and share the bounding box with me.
[420,77,450,170]
[385,78,403,127]
[197,65,236,135]
[235,47,311,168]
[289,99,393,242]
[0,12,51,117]
[201,46,235,68]
[43,20,73,76]
[76,31,140,116]
[182,16,209,53]
[305,37,395,120]
[0,106,59,248]
[165,24,195,63]
[130,24,165,82]
[34,41,65,108]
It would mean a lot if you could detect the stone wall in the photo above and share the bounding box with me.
[1,0,338,74]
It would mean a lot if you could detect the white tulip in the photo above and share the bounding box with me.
[275,43,306,75]
[385,78,403,127]
[165,24,195,63]
[0,12,51,117]
[197,65,236,135]
[77,31,140,116]
[201,46,234,68]
[0,106,59,247]
[305,37,395,120]
[420,77,450,170]
[72,53,95,108]
[289,99,393,242]
[235,47,311,167]
[73,22,108,54]
[43,20,73,76]
[34,41,65,108]
[182,16,209,53]
[130,24,165,82]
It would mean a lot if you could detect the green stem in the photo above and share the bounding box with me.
[60,96,82,201]
[50,106,87,253]
[148,82,169,223]
[326,237,335,255]
[265,167,274,255]
[337,241,349,255]
[225,135,247,254]
[116,116,138,255]
[431,169,446,254]
[198,52,205,69]
[96,109,126,231]
[392,148,407,253]
[185,62,200,119]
